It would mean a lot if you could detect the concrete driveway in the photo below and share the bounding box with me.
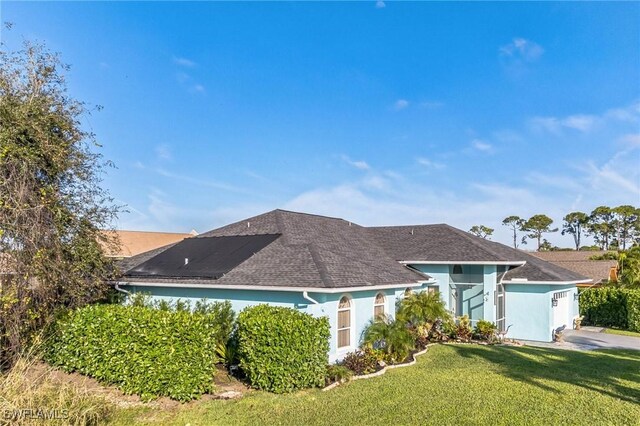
[561,327,640,351]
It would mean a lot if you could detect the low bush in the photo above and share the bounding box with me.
[235,305,330,393]
[473,320,498,341]
[341,347,380,375]
[45,300,234,401]
[361,317,414,363]
[455,315,473,341]
[325,364,353,386]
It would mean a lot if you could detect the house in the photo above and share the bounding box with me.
[101,229,197,258]
[531,251,618,286]
[116,209,590,361]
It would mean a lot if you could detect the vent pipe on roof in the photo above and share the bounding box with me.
[184,258,189,265]
[411,228,414,235]
[247,222,250,228]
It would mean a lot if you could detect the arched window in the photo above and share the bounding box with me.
[452,264,463,274]
[374,293,386,318]
[337,296,352,349]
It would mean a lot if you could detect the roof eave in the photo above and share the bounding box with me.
[400,260,526,266]
[115,279,435,293]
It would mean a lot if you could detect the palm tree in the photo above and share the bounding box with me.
[361,316,415,362]
[397,291,451,327]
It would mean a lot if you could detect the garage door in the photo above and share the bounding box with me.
[552,290,570,330]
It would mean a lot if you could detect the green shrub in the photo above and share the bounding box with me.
[361,316,415,363]
[45,301,234,402]
[626,291,640,332]
[473,320,498,341]
[580,287,640,332]
[455,315,473,341]
[235,305,330,393]
[340,347,380,375]
[325,364,353,386]
[396,291,451,327]
[580,287,628,328]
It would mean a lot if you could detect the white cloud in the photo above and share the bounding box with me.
[155,144,172,161]
[471,139,493,152]
[393,99,409,110]
[173,56,196,67]
[417,157,445,170]
[499,38,544,62]
[375,1,386,8]
[191,84,206,93]
[419,101,443,109]
[620,133,640,148]
[342,155,371,170]
[529,114,597,134]
[155,168,250,194]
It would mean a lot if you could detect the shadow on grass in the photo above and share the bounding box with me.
[449,344,640,404]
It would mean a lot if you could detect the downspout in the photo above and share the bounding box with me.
[302,291,319,305]
[114,282,131,295]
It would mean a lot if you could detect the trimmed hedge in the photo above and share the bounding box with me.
[45,301,234,401]
[236,305,330,393]
[580,288,640,332]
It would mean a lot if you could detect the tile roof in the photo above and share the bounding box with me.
[120,209,590,288]
[101,230,197,257]
[530,251,617,283]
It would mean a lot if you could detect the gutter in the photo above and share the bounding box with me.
[400,260,527,266]
[115,280,433,293]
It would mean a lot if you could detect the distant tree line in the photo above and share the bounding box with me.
[468,205,640,252]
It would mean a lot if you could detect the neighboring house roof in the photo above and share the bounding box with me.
[368,224,589,283]
[119,209,590,289]
[530,251,618,284]
[101,230,197,258]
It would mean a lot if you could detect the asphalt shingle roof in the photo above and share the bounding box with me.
[122,210,429,288]
[367,224,588,282]
[120,209,590,287]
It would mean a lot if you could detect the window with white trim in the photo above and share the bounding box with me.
[374,292,386,318]
[337,296,352,349]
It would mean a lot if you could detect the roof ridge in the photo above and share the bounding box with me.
[438,224,514,261]
[275,209,352,223]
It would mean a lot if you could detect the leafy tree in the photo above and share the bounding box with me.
[0,40,118,366]
[612,205,639,250]
[561,212,589,250]
[587,206,615,250]
[469,225,494,239]
[522,214,558,251]
[502,215,526,249]
[618,247,640,288]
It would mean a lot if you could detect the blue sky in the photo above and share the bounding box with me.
[2,1,639,247]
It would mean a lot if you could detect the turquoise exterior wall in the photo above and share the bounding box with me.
[125,268,580,357]
[504,283,579,342]
[125,284,410,362]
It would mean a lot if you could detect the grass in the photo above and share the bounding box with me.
[0,354,115,426]
[112,344,640,426]
[603,328,640,338]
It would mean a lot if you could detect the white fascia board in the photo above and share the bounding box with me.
[116,280,435,294]
[502,279,592,285]
[400,260,526,266]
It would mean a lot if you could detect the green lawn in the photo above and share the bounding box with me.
[603,328,640,338]
[113,345,640,426]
